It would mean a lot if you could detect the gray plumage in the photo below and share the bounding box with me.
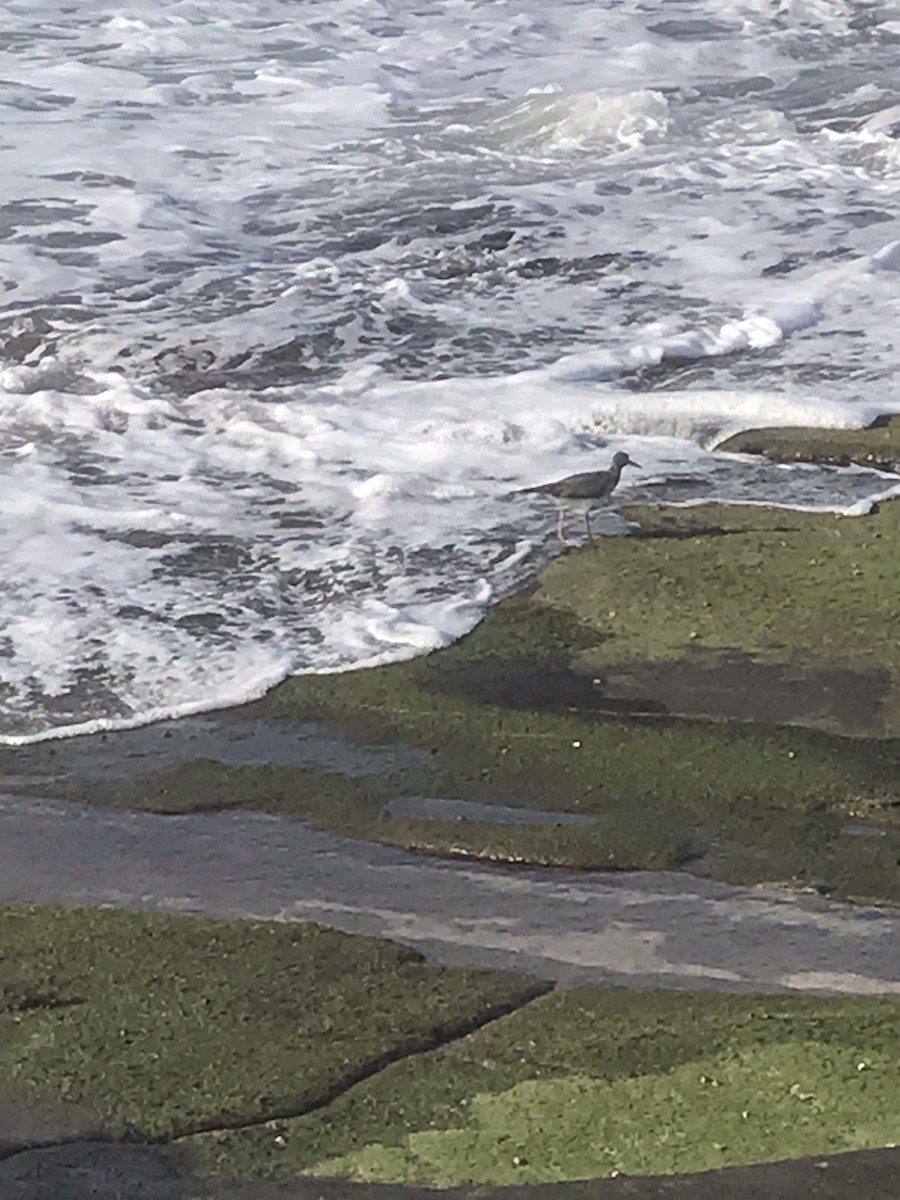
[520,450,641,543]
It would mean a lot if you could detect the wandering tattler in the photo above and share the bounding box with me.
[520,450,641,543]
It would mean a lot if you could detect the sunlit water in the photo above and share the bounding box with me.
[3,0,900,742]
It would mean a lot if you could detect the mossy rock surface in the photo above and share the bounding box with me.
[188,985,900,1185]
[248,500,900,898]
[0,904,542,1142]
[4,903,897,1190]
[531,499,900,724]
[717,417,900,470]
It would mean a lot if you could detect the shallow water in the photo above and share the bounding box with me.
[2,791,898,994]
[3,0,900,740]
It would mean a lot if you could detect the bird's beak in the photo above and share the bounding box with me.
[629,460,642,469]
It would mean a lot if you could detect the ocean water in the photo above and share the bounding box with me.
[2,0,900,743]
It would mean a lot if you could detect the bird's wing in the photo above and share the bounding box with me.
[519,481,561,496]
[520,471,589,497]
[559,472,604,498]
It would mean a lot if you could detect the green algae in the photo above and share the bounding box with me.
[717,417,900,470]
[37,702,900,899]
[47,757,398,834]
[0,904,542,1142]
[543,500,900,690]
[187,986,900,1184]
[5,904,898,1190]
[312,1047,898,1185]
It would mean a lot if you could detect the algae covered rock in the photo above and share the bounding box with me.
[716,416,900,471]
[189,985,900,1185]
[6,904,899,1191]
[0,904,542,1142]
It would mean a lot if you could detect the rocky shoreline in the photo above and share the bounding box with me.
[6,489,898,905]
[2,424,900,1196]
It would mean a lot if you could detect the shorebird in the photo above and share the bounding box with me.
[520,450,641,544]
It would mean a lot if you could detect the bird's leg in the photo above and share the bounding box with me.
[584,507,593,540]
[556,506,567,545]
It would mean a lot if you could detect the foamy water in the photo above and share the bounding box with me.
[3,0,900,741]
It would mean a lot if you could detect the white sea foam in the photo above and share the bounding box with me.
[3,0,900,740]
[483,88,670,154]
